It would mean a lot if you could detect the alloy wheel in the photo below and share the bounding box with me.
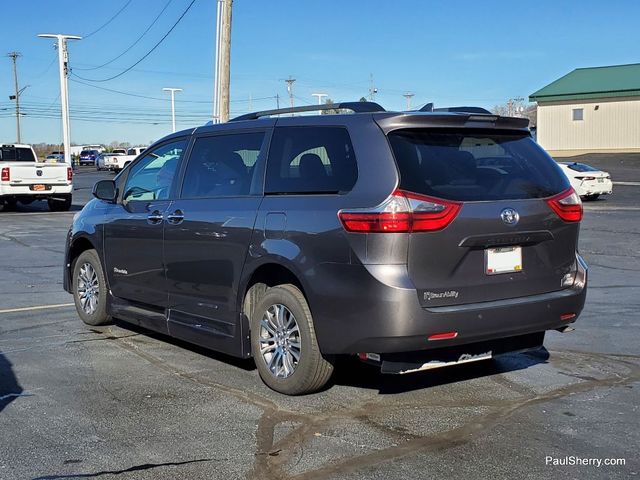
[259,303,301,378]
[77,262,99,315]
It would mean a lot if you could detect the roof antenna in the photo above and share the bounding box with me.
[420,102,434,112]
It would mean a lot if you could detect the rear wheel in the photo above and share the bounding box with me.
[250,284,333,395]
[48,194,72,211]
[72,249,111,326]
[2,199,17,211]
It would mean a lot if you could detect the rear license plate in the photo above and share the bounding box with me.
[32,184,46,191]
[486,246,522,275]
[598,178,604,183]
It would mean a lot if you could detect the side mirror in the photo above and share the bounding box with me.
[92,180,117,202]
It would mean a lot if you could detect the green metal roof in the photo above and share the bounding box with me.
[529,63,640,103]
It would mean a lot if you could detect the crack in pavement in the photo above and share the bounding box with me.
[31,458,216,479]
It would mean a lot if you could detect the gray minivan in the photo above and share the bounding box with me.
[63,102,587,395]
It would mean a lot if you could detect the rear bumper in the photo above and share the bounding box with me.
[310,254,587,355]
[577,180,613,196]
[0,184,72,199]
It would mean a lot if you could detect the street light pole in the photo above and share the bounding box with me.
[403,92,415,110]
[163,87,182,132]
[37,34,81,165]
[311,93,328,106]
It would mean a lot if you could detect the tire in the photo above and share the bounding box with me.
[48,194,72,212]
[584,194,600,201]
[72,249,111,326]
[250,284,334,395]
[3,199,17,211]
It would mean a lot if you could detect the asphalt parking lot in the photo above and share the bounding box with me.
[1,164,638,480]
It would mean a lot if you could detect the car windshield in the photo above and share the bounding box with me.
[0,146,35,162]
[388,129,570,201]
[562,162,600,173]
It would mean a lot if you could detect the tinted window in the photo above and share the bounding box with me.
[0,146,35,162]
[265,127,357,194]
[388,129,569,201]
[122,139,187,203]
[563,162,599,173]
[181,132,265,199]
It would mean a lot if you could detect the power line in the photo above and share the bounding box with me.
[82,0,134,40]
[72,0,197,82]
[68,77,276,104]
[74,0,174,71]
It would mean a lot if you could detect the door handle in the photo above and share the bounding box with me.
[166,209,184,225]
[147,210,164,224]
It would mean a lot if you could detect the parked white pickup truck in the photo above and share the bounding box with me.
[0,144,73,211]
[98,146,147,172]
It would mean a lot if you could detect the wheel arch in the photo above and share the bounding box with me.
[65,236,98,292]
[238,261,309,355]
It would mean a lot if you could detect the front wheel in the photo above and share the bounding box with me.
[250,284,334,395]
[72,249,111,326]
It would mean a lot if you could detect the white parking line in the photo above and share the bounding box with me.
[613,181,640,186]
[0,303,74,314]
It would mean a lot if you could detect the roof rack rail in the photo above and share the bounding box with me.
[419,104,493,115]
[230,101,386,122]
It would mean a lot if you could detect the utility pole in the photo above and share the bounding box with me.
[6,52,22,143]
[368,73,378,101]
[276,93,280,109]
[312,93,328,106]
[403,92,415,110]
[163,87,182,132]
[213,0,232,123]
[284,77,296,111]
[37,34,81,165]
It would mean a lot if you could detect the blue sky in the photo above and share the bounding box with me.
[1,0,639,146]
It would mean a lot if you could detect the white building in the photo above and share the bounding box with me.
[530,63,640,157]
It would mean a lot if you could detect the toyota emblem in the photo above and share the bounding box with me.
[501,208,519,225]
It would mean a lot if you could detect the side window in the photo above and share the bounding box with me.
[265,127,357,194]
[122,139,187,203]
[181,132,265,199]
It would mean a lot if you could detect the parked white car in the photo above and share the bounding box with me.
[1,143,73,211]
[558,162,613,200]
[99,146,147,172]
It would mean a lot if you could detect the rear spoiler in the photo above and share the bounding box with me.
[374,112,530,133]
[420,104,493,114]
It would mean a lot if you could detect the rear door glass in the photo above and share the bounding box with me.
[265,127,357,194]
[180,132,266,198]
[388,129,569,201]
[0,147,35,162]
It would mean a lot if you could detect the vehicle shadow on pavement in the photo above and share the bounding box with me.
[1,202,82,213]
[330,348,550,395]
[112,319,257,372]
[0,352,23,412]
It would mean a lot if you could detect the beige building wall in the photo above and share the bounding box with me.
[536,96,640,155]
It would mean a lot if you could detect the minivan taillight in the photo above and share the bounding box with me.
[1,167,9,182]
[546,188,582,222]
[67,167,73,182]
[338,190,461,233]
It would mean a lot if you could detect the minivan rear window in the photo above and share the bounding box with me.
[388,129,569,201]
